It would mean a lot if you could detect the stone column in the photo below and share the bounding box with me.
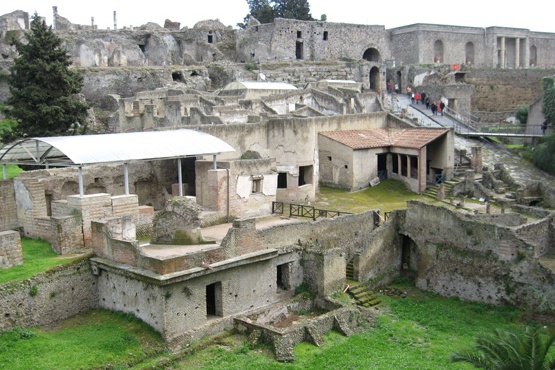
[471,146,483,173]
[500,36,505,68]
[523,37,530,68]
[515,38,520,68]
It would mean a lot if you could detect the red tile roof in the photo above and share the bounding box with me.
[319,128,449,149]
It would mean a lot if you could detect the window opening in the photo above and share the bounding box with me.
[323,31,328,40]
[277,173,287,189]
[298,165,313,186]
[206,282,222,317]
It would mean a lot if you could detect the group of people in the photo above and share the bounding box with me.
[386,81,446,116]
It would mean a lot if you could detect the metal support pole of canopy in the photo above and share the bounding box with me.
[2,164,6,180]
[212,155,217,170]
[78,166,84,197]
[177,158,183,197]
[124,163,129,195]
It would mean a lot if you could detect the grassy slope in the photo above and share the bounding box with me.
[0,238,80,284]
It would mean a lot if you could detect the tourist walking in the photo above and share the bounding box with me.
[387,81,391,94]
[440,101,445,116]
[431,102,437,115]
[425,97,430,109]
[414,92,420,104]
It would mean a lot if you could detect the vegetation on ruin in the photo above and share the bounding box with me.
[1,13,90,143]
[0,238,80,284]
[542,77,555,124]
[533,133,555,175]
[4,278,549,369]
[0,309,164,370]
[314,180,433,214]
[2,164,22,178]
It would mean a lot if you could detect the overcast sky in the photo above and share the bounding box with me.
[1,0,554,33]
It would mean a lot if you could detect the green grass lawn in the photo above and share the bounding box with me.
[315,180,433,214]
[0,309,165,370]
[0,238,81,284]
[4,164,22,178]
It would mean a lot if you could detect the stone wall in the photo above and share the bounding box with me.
[464,69,551,121]
[401,200,555,312]
[237,18,391,64]
[0,179,17,231]
[0,230,22,269]
[0,257,98,331]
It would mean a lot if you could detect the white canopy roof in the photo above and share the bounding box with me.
[221,81,297,91]
[0,129,235,167]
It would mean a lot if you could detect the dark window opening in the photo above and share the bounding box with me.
[392,153,399,174]
[297,31,302,38]
[323,31,328,40]
[410,156,418,179]
[45,192,52,217]
[298,165,313,186]
[328,156,332,161]
[138,44,146,53]
[207,34,213,43]
[362,48,380,62]
[401,155,408,177]
[277,263,291,290]
[206,282,222,317]
[277,172,287,189]
[296,41,303,60]
[172,71,184,82]
[190,70,200,76]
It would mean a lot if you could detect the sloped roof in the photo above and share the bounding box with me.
[0,129,235,167]
[319,128,449,150]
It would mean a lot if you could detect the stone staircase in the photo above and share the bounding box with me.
[346,258,355,280]
[423,177,461,200]
[347,282,381,308]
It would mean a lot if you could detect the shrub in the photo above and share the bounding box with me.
[515,104,529,124]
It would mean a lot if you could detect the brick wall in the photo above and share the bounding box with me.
[0,179,17,231]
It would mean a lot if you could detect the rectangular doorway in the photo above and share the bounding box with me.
[206,282,222,317]
[277,263,291,291]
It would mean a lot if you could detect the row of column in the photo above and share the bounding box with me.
[498,36,530,69]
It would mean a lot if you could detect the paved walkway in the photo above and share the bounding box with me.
[389,92,555,187]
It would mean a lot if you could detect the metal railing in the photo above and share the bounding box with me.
[272,201,352,221]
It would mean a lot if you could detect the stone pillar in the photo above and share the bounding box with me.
[471,146,483,173]
[486,203,491,214]
[52,6,58,29]
[523,38,530,68]
[0,230,22,269]
[500,37,505,68]
[515,38,520,68]
[465,169,475,192]
[437,183,445,201]
[113,11,117,31]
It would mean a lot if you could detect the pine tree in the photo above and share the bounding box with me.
[2,13,89,142]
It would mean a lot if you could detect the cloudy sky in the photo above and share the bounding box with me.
[1,0,553,33]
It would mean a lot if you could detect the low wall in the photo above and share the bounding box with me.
[0,257,98,331]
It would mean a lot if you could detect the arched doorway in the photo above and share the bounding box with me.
[434,40,444,63]
[465,42,475,64]
[369,66,380,91]
[401,235,418,272]
[529,45,537,67]
[362,48,380,62]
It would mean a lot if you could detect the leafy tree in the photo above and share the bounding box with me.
[451,326,555,369]
[273,0,313,21]
[534,132,555,175]
[320,14,327,21]
[542,76,555,124]
[243,0,314,25]
[2,13,89,143]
